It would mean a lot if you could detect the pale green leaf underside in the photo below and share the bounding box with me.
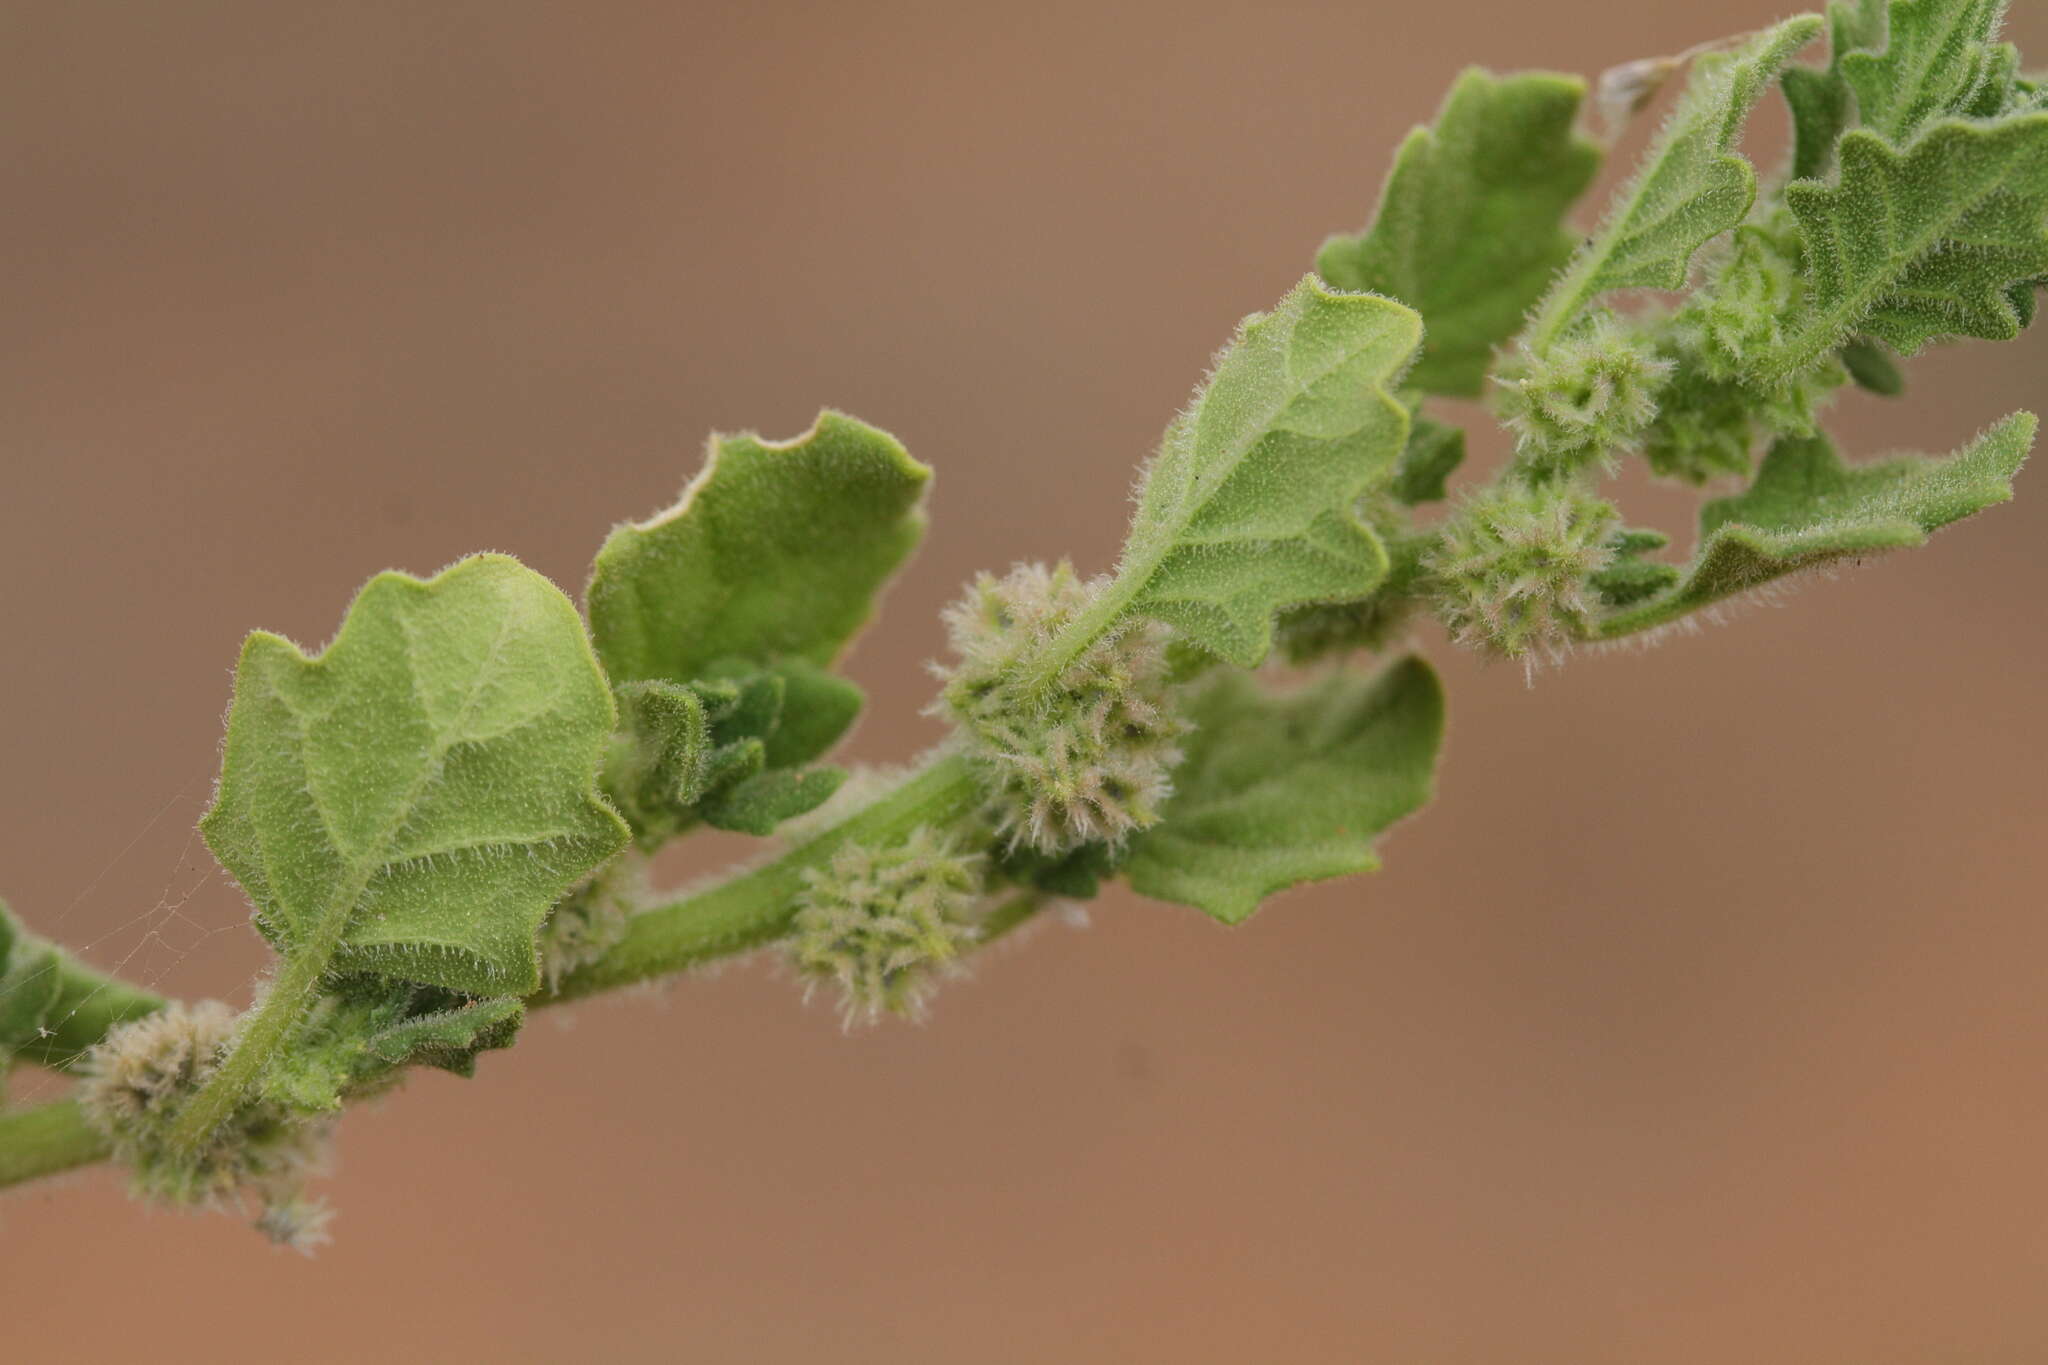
[1597,412,2035,637]
[1533,17,1822,338]
[1111,277,1421,667]
[1317,68,1600,396]
[1125,657,1444,924]
[202,555,628,996]
[1770,115,2048,376]
[587,410,930,687]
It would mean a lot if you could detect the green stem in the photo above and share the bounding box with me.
[0,753,997,1191]
[163,921,337,1156]
[0,1099,108,1186]
[10,948,166,1073]
[543,753,986,1003]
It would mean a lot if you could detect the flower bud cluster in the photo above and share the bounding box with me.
[1428,482,1619,663]
[934,562,1185,854]
[788,828,983,1027]
[79,1000,330,1242]
[1497,314,1672,478]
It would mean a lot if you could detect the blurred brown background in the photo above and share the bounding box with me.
[4,3,2045,1361]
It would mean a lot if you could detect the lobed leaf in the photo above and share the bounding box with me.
[1125,657,1444,924]
[1597,413,2035,637]
[1840,0,2013,144]
[1098,277,1421,668]
[586,410,930,688]
[1317,69,1601,395]
[202,555,629,997]
[1529,17,1822,340]
[1784,0,1890,179]
[1769,114,2048,376]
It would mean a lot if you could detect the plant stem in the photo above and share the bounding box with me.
[542,752,986,1003]
[163,910,343,1156]
[0,752,999,1191]
[0,1099,108,1186]
[9,948,166,1073]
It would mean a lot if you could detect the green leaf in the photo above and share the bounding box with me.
[1125,657,1444,924]
[1317,69,1600,395]
[0,901,61,1063]
[1071,277,1420,670]
[586,410,930,687]
[202,554,629,998]
[1589,528,1683,608]
[1840,0,2012,144]
[1840,337,1906,394]
[757,660,862,768]
[1768,115,2048,377]
[1529,17,1822,342]
[1390,415,1466,505]
[699,766,846,836]
[1783,0,1888,179]
[363,996,524,1078]
[1597,413,2035,637]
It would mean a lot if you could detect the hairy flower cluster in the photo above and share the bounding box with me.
[1497,314,1673,477]
[78,1001,329,1242]
[788,828,982,1027]
[1428,483,1619,664]
[935,562,1185,854]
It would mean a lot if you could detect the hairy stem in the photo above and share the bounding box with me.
[0,752,999,1192]
[543,753,986,1002]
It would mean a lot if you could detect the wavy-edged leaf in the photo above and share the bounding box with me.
[1089,277,1421,668]
[1784,0,1889,179]
[1125,657,1444,924]
[1317,69,1600,395]
[587,410,930,687]
[1597,413,2035,637]
[363,996,524,1077]
[202,554,629,997]
[1841,0,2012,143]
[1530,17,1822,340]
[1769,115,2048,376]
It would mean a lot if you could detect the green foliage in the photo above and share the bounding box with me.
[604,666,853,848]
[204,555,628,998]
[7,0,2044,1248]
[1783,0,1888,179]
[1389,414,1466,505]
[1838,0,2013,143]
[1125,659,1443,924]
[1769,114,2048,376]
[586,410,929,687]
[1079,277,1421,668]
[1318,69,1600,395]
[1530,17,1823,341]
[1599,414,2035,637]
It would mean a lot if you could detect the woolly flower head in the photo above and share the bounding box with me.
[788,828,983,1028]
[933,561,1185,855]
[1428,483,1619,665]
[78,999,327,1214]
[1496,314,1672,477]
